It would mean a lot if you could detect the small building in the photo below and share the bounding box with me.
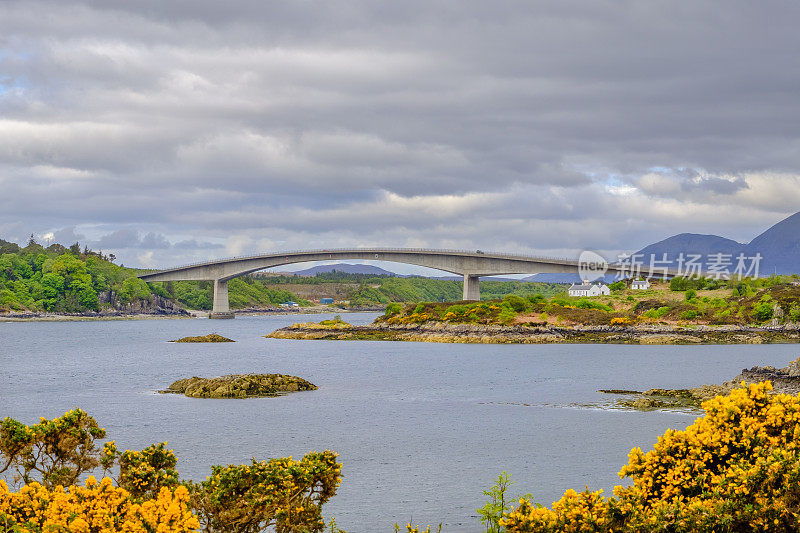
[320,298,334,304]
[568,280,611,297]
[630,279,651,290]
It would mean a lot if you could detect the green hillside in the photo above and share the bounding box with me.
[0,237,569,313]
[0,238,307,313]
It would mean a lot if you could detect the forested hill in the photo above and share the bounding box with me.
[0,238,304,315]
[1,238,145,313]
[0,237,568,315]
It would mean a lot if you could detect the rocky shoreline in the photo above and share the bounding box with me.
[234,304,383,315]
[266,321,800,344]
[0,312,191,321]
[600,359,800,411]
[0,304,378,321]
[0,292,191,321]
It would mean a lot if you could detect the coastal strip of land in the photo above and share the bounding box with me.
[266,321,800,344]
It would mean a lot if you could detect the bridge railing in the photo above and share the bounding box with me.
[138,247,580,273]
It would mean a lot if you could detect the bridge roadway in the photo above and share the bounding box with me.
[137,248,663,318]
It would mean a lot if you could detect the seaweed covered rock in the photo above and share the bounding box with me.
[162,374,316,398]
[170,334,234,343]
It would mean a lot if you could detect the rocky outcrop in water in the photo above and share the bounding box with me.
[170,334,234,343]
[161,374,317,398]
[600,358,800,411]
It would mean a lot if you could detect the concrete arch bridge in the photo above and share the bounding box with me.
[137,248,648,318]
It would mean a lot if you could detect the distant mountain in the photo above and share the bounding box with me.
[430,275,525,282]
[633,211,800,276]
[285,263,399,276]
[523,273,617,284]
[635,233,744,260]
[743,211,800,275]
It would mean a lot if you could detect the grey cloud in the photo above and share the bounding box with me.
[2,1,800,267]
[173,239,223,250]
[94,229,142,249]
[50,226,86,245]
[93,229,173,250]
[683,175,750,195]
[89,228,221,256]
[635,169,751,201]
[139,231,171,249]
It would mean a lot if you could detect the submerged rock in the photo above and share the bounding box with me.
[161,374,317,398]
[170,333,235,343]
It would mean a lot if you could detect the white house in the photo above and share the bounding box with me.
[630,279,651,290]
[568,280,611,297]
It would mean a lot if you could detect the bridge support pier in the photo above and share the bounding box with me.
[462,274,480,301]
[209,279,235,319]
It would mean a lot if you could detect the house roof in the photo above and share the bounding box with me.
[569,283,608,291]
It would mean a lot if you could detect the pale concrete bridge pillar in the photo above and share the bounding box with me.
[209,279,235,319]
[462,274,480,301]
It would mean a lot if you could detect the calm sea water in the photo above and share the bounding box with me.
[2,314,798,531]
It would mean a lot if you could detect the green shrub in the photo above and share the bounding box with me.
[684,289,697,301]
[753,298,774,322]
[731,281,755,298]
[550,297,611,312]
[445,304,470,316]
[680,310,698,320]
[643,306,671,319]
[609,280,626,292]
[147,282,171,298]
[715,309,731,320]
[708,297,728,309]
[503,294,527,312]
[384,303,402,317]
[573,298,613,312]
[119,276,152,304]
[671,276,720,291]
[498,306,517,324]
[478,472,531,533]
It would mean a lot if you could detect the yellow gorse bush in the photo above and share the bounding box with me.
[1,411,342,533]
[502,381,800,532]
[189,450,342,533]
[0,476,199,532]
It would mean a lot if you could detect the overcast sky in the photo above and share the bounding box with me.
[2,1,800,272]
